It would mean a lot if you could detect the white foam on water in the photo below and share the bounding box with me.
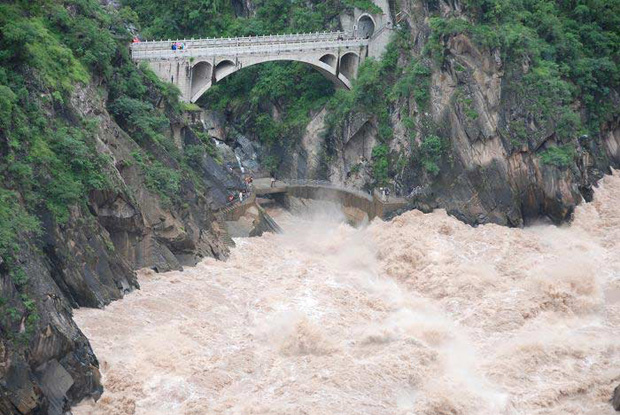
[73,172,620,415]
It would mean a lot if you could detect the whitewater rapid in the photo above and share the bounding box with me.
[74,173,620,415]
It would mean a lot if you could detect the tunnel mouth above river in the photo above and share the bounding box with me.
[73,175,620,415]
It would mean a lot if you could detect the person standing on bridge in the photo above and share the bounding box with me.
[270,176,276,188]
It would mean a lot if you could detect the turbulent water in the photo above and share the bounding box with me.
[74,173,620,415]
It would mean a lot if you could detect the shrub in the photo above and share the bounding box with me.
[371,144,389,185]
[420,135,443,176]
[539,145,575,168]
[144,162,181,206]
[0,190,39,258]
[391,61,432,109]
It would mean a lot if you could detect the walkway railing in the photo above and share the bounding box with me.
[281,179,374,201]
[215,177,408,224]
[216,179,373,216]
[215,192,256,219]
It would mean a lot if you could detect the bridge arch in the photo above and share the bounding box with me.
[357,14,376,39]
[319,53,337,69]
[215,59,237,81]
[190,56,354,103]
[339,52,360,81]
[190,61,212,101]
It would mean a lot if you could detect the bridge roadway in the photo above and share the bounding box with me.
[217,178,407,223]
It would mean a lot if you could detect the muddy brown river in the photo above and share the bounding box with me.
[74,173,620,415]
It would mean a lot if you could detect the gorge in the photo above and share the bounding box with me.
[0,0,619,414]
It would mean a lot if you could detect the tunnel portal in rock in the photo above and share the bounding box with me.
[357,15,376,38]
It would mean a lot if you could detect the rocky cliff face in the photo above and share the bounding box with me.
[0,78,237,414]
[392,2,620,225]
[208,0,619,227]
[314,0,619,226]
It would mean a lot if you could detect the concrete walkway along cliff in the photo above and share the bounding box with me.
[216,178,407,223]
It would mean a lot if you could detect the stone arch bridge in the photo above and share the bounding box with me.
[131,14,390,103]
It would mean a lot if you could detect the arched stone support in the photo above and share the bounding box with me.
[339,52,360,82]
[190,61,212,101]
[187,49,362,102]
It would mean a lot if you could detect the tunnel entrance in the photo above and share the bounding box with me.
[357,15,375,39]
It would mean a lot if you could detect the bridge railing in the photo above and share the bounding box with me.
[131,31,355,52]
[131,38,368,60]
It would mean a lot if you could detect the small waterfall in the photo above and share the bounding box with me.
[212,137,226,148]
[235,152,245,174]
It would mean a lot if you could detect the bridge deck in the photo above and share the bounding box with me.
[131,37,368,60]
[131,31,355,51]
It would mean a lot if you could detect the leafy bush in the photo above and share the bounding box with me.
[342,0,382,14]
[391,61,432,109]
[0,190,39,258]
[539,145,575,168]
[420,135,444,176]
[371,144,389,185]
[144,162,181,207]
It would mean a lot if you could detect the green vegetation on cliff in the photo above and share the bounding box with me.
[429,0,619,149]
[0,0,227,252]
[0,1,115,256]
[0,0,222,341]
